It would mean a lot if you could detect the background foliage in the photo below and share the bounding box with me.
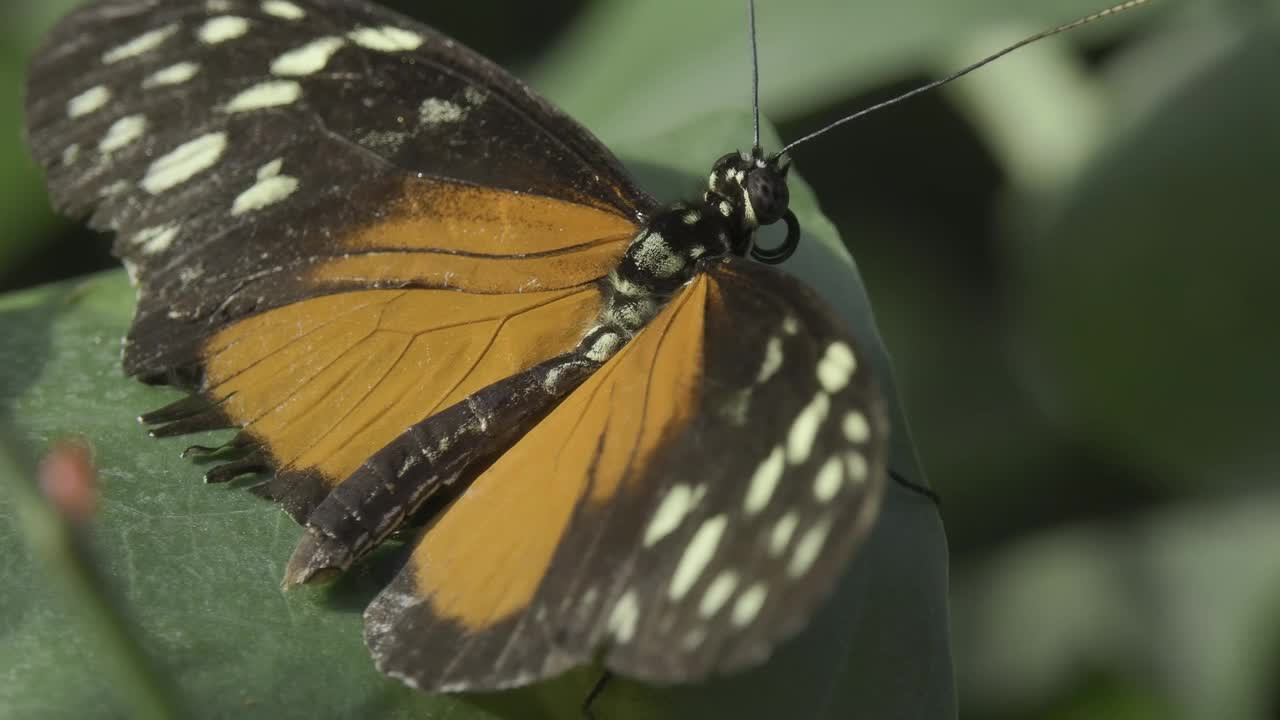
[2,0,1278,718]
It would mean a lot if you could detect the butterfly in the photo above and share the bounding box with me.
[21,0,1142,703]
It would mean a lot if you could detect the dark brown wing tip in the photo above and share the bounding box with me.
[282,529,353,589]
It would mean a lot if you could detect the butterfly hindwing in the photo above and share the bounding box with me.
[24,0,653,522]
[364,256,888,689]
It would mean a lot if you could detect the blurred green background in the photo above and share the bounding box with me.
[3,0,1278,718]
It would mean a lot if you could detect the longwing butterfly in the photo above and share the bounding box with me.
[21,0,1145,705]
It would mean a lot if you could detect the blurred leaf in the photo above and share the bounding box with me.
[0,113,952,719]
[1013,11,1280,486]
[953,490,1280,720]
[533,0,1158,144]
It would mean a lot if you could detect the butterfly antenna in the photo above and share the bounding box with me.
[748,0,762,152]
[777,0,1152,156]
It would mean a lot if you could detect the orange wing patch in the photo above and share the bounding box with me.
[203,285,604,488]
[312,178,636,294]
[409,275,708,629]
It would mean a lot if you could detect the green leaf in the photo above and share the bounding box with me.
[0,112,952,719]
[532,0,1155,144]
[1013,11,1280,486]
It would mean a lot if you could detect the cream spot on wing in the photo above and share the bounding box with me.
[144,61,200,87]
[682,627,707,651]
[731,583,768,627]
[198,16,251,44]
[271,36,345,76]
[813,455,844,502]
[231,157,298,215]
[607,590,640,644]
[643,483,703,547]
[419,97,466,125]
[669,514,728,600]
[844,451,868,484]
[463,86,488,106]
[131,224,180,255]
[142,132,227,194]
[699,571,738,618]
[769,512,798,556]
[67,85,110,118]
[225,80,302,112]
[744,445,784,515]
[842,410,870,444]
[756,335,783,384]
[103,24,179,63]
[782,315,800,335]
[788,518,832,577]
[100,180,130,197]
[348,26,424,52]
[99,114,146,153]
[786,391,830,464]
[62,144,80,166]
[817,341,857,393]
[262,0,305,19]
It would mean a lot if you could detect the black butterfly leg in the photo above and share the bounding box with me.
[581,670,613,720]
[889,469,941,505]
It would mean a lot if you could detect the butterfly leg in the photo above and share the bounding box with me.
[581,670,613,720]
[889,469,940,505]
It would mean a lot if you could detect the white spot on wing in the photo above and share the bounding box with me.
[756,335,783,384]
[462,86,488,106]
[131,224,180,255]
[844,451,868,484]
[699,571,738,618]
[813,455,843,502]
[99,114,146,153]
[262,0,305,19]
[788,518,832,577]
[786,392,830,464]
[67,86,110,118]
[103,24,179,63]
[731,583,768,627]
[142,132,227,194]
[198,16,251,44]
[348,26,424,52]
[271,36,345,76]
[225,80,302,112]
[231,157,299,215]
[62,144,80,166]
[769,512,797,556]
[744,445,784,514]
[418,97,466,125]
[607,590,640,643]
[669,514,727,600]
[144,61,200,87]
[842,410,870,443]
[817,341,857,393]
[643,483,703,547]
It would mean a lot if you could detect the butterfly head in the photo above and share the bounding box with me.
[706,149,799,264]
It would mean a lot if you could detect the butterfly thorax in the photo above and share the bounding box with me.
[576,150,794,365]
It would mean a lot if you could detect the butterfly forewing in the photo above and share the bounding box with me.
[24,0,653,378]
[23,0,653,523]
[364,257,888,689]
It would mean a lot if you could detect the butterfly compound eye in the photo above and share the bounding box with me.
[746,166,790,226]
